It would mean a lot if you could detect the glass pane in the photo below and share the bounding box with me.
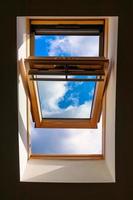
[35,35,99,57]
[37,79,96,119]
[35,75,96,80]
[67,75,96,80]
[35,75,66,79]
[31,121,102,154]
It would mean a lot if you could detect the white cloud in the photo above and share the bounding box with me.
[43,101,92,118]
[35,35,45,40]
[31,35,102,154]
[31,118,102,154]
[88,87,95,97]
[36,36,98,118]
[61,119,102,154]
[38,81,68,111]
[67,93,79,106]
[38,81,92,118]
[48,36,99,56]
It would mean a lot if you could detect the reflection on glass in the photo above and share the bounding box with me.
[37,80,95,119]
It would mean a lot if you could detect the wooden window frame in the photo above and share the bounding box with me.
[30,19,105,57]
[25,56,109,128]
[22,18,110,159]
[24,18,109,129]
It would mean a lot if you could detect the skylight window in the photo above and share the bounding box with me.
[17,17,117,179]
[25,19,109,130]
[34,35,98,119]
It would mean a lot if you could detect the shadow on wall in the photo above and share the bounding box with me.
[18,60,30,155]
[18,111,28,151]
[17,17,27,51]
[23,160,113,182]
[18,59,29,96]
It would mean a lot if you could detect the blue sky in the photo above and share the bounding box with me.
[37,80,96,118]
[35,35,99,57]
[35,35,98,119]
[31,35,102,154]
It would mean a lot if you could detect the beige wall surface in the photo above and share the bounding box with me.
[17,16,118,182]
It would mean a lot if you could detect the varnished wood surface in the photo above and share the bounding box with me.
[30,154,104,160]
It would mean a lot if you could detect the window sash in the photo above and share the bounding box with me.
[25,56,109,128]
[25,18,108,128]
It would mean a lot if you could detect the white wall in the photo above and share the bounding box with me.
[17,16,118,182]
[22,159,113,183]
[17,17,28,179]
[105,17,118,180]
